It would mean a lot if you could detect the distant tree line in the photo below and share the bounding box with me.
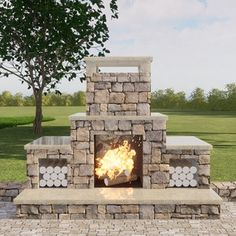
[0,83,235,110]
[151,83,236,111]
[0,91,85,106]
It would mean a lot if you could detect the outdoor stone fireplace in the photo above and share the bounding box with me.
[14,57,222,220]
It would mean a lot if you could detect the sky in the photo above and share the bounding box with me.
[1,0,236,95]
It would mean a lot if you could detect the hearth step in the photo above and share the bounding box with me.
[14,188,222,219]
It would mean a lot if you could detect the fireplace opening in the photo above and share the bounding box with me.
[94,135,143,188]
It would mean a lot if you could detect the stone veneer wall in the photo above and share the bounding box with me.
[86,73,151,116]
[16,203,220,219]
[26,149,73,189]
[163,149,211,188]
[70,118,167,189]
[0,182,29,202]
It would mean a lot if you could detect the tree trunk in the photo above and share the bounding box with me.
[33,91,43,134]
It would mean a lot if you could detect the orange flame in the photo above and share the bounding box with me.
[95,140,136,180]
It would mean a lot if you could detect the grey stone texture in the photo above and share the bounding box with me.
[86,73,151,116]
[16,203,221,219]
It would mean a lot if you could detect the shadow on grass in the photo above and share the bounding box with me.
[0,126,69,161]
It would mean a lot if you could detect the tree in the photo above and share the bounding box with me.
[189,87,206,110]
[0,0,118,134]
[207,88,226,111]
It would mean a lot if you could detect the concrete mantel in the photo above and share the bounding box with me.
[84,56,153,76]
[69,112,168,121]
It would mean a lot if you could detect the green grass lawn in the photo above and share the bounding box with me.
[0,106,235,182]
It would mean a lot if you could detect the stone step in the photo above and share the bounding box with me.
[15,188,221,205]
[14,188,222,219]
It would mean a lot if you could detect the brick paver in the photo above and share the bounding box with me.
[0,202,235,235]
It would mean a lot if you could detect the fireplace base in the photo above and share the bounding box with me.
[14,188,222,219]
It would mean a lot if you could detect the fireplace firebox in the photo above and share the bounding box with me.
[94,135,143,188]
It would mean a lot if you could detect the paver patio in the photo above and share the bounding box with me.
[0,201,235,235]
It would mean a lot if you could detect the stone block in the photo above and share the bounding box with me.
[26,154,37,164]
[198,176,209,185]
[74,176,89,184]
[100,104,107,112]
[125,214,139,219]
[160,164,169,172]
[70,213,85,219]
[123,83,134,92]
[52,205,67,214]
[59,214,70,220]
[143,154,151,164]
[27,164,38,176]
[125,92,139,103]
[155,213,171,219]
[151,171,169,184]
[142,176,151,188]
[39,205,52,214]
[86,205,98,218]
[105,120,118,131]
[152,148,161,163]
[87,154,94,164]
[121,205,139,213]
[97,205,106,214]
[34,150,47,159]
[89,104,100,115]
[86,92,94,103]
[140,205,154,219]
[76,128,89,142]
[121,104,136,111]
[153,119,166,130]
[102,74,116,82]
[155,204,175,213]
[199,155,210,164]
[108,104,121,112]
[109,92,125,104]
[94,90,109,103]
[135,82,151,92]
[198,165,210,176]
[143,164,149,175]
[137,104,150,115]
[5,189,18,197]
[117,73,130,82]
[146,131,162,142]
[74,150,86,164]
[41,214,57,219]
[118,120,131,130]
[139,92,148,102]
[148,164,159,172]
[143,141,151,154]
[95,82,111,90]
[79,164,93,176]
[74,142,89,149]
[201,205,219,215]
[68,205,86,214]
[180,205,201,215]
[195,150,211,155]
[87,82,94,92]
[111,82,123,92]
[92,120,104,130]
[107,205,121,213]
[132,124,145,136]
[21,205,38,215]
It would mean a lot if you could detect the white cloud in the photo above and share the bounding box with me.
[1,0,236,95]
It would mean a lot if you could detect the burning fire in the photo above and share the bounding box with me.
[95,140,136,181]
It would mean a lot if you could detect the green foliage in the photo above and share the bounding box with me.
[0,90,86,106]
[151,83,236,111]
[0,116,55,129]
[0,0,118,89]
[0,0,118,133]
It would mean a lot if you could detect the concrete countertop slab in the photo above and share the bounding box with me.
[166,136,212,150]
[14,188,222,205]
[24,136,71,150]
[69,112,168,121]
